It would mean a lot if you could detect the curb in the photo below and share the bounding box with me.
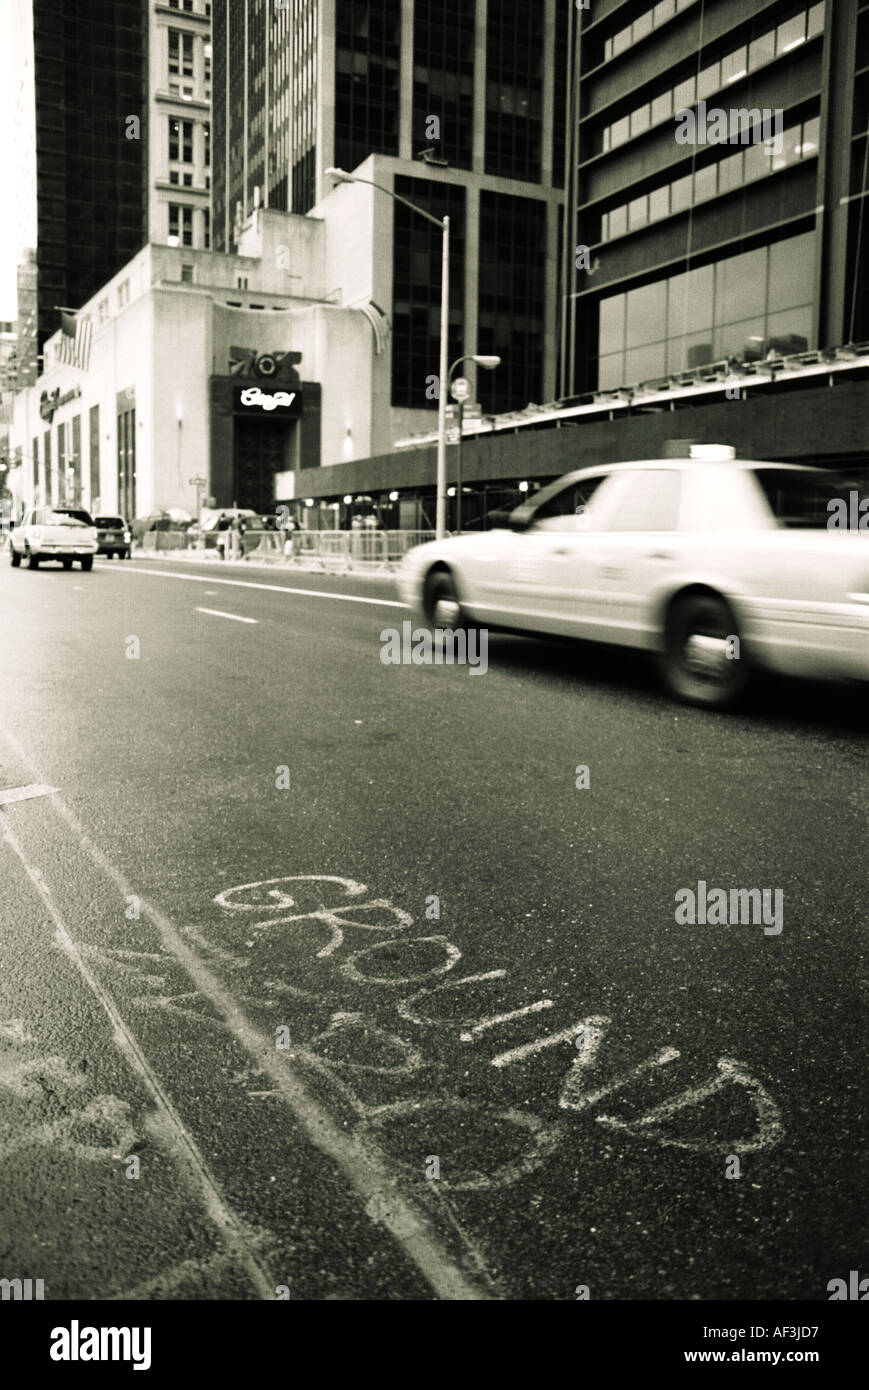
[130,550,400,580]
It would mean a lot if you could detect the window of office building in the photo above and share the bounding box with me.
[203,208,210,249]
[392,177,465,409]
[478,191,546,414]
[600,116,820,243]
[602,3,825,154]
[168,205,192,245]
[169,31,193,78]
[70,415,82,505]
[43,430,52,505]
[553,1,569,188]
[335,0,401,173]
[169,118,193,163]
[289,0,319,213]
[412,0,475,170]
[486,0,544,182]
[89,404,100,504]
[32,436,39,493]
[604,0,700,64]
[596,231,816,388]
[117,404,136,521]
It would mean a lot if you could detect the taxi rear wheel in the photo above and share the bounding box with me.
[26,549,39,569]
[661,592,749,708]
[80,556,94,572]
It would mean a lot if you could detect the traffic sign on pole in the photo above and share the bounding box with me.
[450,375,470,402]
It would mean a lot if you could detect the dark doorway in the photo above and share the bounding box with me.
[233,417,289,511]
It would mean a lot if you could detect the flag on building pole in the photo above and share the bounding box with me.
[57,311,92,370]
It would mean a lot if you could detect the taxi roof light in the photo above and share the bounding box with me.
[689,444,736,461]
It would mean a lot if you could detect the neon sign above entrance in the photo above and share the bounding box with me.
[237,385,301,415]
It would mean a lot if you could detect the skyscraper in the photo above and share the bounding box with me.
[25,0,149,354]
[563,0,867,397]
[15,0,215,363]
[147,0,213,254]
[212,1,569,414]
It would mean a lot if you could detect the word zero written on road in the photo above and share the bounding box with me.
[182,873,784,1187]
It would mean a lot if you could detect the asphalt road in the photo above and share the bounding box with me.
[0,551,865,1301]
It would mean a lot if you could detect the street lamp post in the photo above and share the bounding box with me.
[325,168,451,538]
[447,354,501,535]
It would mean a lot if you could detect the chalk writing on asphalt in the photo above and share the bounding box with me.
[199,875,784,1183]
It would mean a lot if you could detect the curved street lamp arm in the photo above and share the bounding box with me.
[330,173,446,229]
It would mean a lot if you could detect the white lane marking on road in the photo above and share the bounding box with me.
[195,606,259,624]
[0,810,275,1301]
[0,783,59,806]
[99,564,406,607]
[460,998,554,1042]
[0,723,494,1301]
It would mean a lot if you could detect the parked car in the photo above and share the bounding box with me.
[9,506,98,571]
[93,514,132,559]
[398,455,869,708]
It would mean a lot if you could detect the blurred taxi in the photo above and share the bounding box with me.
[399,451,869,707]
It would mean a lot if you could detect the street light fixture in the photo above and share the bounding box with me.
[325,167,451,539]
[447,353,501,535]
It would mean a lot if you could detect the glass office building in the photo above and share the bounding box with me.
[564,0,869,396]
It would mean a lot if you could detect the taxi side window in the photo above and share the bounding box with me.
[604,469,682,531]
[531,475,608,532]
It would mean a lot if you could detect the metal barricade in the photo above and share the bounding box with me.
[202,529,440,570]
[240,529,284,561]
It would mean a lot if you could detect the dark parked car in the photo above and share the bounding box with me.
[93,515,132,559]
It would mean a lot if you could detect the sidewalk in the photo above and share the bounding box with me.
[128,546,399,579]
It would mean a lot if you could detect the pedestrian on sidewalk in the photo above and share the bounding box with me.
[215,514,231,560]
